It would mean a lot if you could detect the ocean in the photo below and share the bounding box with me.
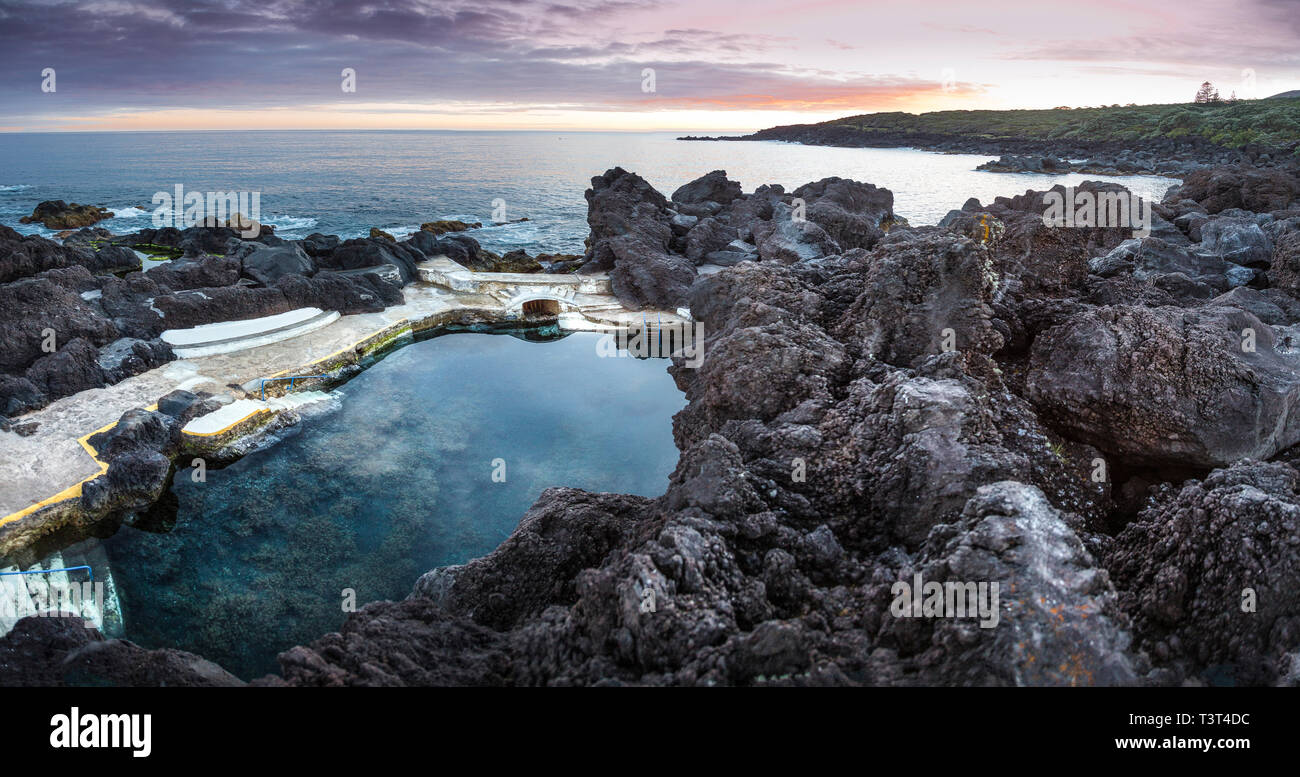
[0,130,1180,255]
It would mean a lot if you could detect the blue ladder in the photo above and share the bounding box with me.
[0,565,93,582]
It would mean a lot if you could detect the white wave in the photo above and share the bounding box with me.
[265,215,318,233]
[441,213,486,225]
[0,184,31,192]
[109,206,150,218]
[473,219,541,245]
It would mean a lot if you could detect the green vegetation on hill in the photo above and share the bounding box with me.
[818,99,1300,150]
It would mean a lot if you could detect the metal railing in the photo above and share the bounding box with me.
[0,565,93,582]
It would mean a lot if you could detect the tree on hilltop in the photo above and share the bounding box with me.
[1195,81,1221,104]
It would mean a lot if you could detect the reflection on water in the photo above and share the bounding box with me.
[99,330,685,679]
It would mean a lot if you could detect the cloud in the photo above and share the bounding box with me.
[0,0,1296,129]
[0,0,921,126]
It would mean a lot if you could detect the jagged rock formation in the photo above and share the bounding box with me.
[579,168,900,309]
[7,159,1300,686]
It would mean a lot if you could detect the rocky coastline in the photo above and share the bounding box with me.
[4,157,1300,686]
[680,117,1295,177]
[0,212,578,424]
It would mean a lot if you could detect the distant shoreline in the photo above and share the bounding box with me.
[680,99,1300,176]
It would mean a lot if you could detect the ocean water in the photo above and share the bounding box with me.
[93,329,686,679]
[0,130,1179,254]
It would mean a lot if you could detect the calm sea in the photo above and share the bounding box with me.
[0,130,1179,255]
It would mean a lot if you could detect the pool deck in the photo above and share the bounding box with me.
[0,258,692,544]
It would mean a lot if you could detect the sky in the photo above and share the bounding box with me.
[0,0,1298,132]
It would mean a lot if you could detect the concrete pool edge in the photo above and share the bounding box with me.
[0,265,692,560]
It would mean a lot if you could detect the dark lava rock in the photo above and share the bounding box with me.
[412,488,651,630]
[1027,304,1300,468]
[683,217,738,264]
[1107,461,1300,685]
[791,176,896,250]
[19,200,114,229]
[672,170,743,207]
[0,279,118,374]
[318,237,422,284]
[876,481,1137,685]
[1201,217,1274,267]
[976,154,1070,173]
[155,388,202,420]
[419,219,481,235]
[1089,236,1235,298]
[153,286,292,329]
[751,202,840,264]
[96,337,174,384]
[0,374,45,417]
[0,616,242,687]
[143,255,242,291]
[831,230,1002,367]
[79,408,180,515]
[490,249,544,273]
[300,233,341,257]
[238,242,316,285]
[580,167,696,310]
[277,271,404,314]
[111,224,264,258]
[0,225,138,284]
[1178,165,1300,214]
[1269,230,1300,294]
[25,340,106,405]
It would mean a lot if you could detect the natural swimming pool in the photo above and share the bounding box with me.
[93,329,686,679]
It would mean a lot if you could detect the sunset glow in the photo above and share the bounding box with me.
[1,0,1298,130]
[2,0,1300,131]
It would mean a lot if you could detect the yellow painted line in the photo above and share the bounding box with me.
[269,318,411,379]
[182,407,271,437]
[0,419,116,529]
[0,403,162,529]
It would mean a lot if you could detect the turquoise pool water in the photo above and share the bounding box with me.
[98,329,686,679]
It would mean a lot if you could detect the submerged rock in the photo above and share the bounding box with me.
[419,219,481,235]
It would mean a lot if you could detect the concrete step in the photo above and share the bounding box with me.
[182,390,334,438]
[0,551,111,637]
[163,307,340,359]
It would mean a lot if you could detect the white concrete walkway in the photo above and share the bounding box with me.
[0,257,688,542]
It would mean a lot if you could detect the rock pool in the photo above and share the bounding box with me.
[92,329,686,679]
